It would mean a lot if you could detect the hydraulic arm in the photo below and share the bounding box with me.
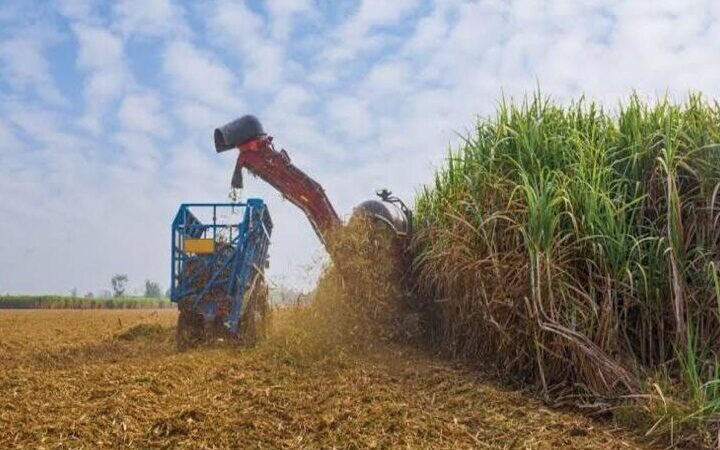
[214,115,411,257]
[232,136,340,246]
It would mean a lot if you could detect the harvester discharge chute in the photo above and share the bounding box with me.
[170,200,272,350]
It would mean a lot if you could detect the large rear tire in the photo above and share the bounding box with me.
[176,309,204,351]
[240,277,270,346]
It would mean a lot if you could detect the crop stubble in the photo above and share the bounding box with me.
[0,309,651,449]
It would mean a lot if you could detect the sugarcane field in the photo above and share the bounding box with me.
[3,1,720,449]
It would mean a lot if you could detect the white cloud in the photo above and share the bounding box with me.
[262,84,346,161]
[265,0,313,40]
[326,96,374,141]
[118,93,172,138]
[364,61,411,95]
[0,38,66,105]
[321,0,421,63]
[207,0,285,92]
[402,4,448,55]
[55,0,99,22]
[0,118,21,152]
[243,41,285,92]
[113,0,189,38]
[113,130,162,172]
[5,102,85,150]
[275,84,313,111]
[163,40,242,112]
[266,0,313,18]
[74,24,124,69]
[173,102,228,134]
[352,0,422,30]
[72,23,130,133]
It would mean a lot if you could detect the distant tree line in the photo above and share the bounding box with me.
[0,275,173,309]
[0,296,173,310]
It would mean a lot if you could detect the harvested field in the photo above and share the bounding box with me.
[0,309,653,449]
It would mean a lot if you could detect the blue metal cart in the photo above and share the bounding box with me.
[170,199,272,349]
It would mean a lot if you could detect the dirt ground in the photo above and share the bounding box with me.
[0,309,654,449]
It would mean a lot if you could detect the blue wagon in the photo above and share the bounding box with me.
[170,199,273,349]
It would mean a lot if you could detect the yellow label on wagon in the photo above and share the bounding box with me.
[184,238,215,254]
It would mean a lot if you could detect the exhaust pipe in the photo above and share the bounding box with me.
[214,115,265,152]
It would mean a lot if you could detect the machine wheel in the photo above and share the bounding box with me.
[176,309,204,351]
[240,276,271,346]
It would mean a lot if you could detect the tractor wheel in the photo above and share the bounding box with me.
[176,309,204,351]
[240,277,271,346]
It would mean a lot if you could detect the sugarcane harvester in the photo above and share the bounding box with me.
[213,115,413,266]
[170,200,273,350]
[172,116,413,350]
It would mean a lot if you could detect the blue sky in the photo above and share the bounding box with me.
[1,0,719,295]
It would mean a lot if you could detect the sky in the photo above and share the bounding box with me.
[1,0,720,295]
